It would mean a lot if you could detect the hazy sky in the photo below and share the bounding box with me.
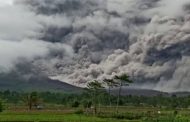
[0,0,14,6]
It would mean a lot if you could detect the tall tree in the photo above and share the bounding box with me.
[23,92,40,110]
[103,78,118,107]
[87,80,104,115]
[114,74,133,113]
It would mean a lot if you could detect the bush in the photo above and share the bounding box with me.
[113,113,143,120]
[0,100,3,112]
[82,100,92,108]
[174,110,178,116]
[71,101,80,108]
[97,112,144,120]
[75,109,84,115]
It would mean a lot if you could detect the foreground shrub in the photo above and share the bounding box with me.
[0,100,3,112]
[82,100,92,108]
[143,114,190,122]
[71,101,80,108]
[97,112,144,120]
[75,109,84,115]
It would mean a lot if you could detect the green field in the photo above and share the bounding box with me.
[1,90,190,122]
[0,111,135,122]
[0,106,190,122]
[0,112,115,122]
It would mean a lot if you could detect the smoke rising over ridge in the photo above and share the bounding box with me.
[1,0,190,92]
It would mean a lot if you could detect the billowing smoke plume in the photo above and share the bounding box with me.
[0,0,73,73]
[1,0,190,92]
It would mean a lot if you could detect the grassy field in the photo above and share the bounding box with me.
[0,106,190,122]
[0,112,116,122]
[0,111,138,122]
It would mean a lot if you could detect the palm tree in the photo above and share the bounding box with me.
[87,80,104,115]
[103,78,118,107]
[114,74,133,113]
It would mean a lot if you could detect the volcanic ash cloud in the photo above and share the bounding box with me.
[3,0,190,92]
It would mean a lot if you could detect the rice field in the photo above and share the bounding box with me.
[0,112,137,122]
[0,106,190,122]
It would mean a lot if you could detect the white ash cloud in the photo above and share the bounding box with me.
[0,39,50,72]
[0,1,73,74]
[0,3,41,40]
[2,0,190,92]
[45,0,190,92]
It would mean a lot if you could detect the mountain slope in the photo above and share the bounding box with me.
[111,88,169,97]
[0,74,81,92]
[0,75,190,97]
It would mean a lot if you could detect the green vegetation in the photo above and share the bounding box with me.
[0,74,190,121]
[114,74,133,113]
[103,78,117,107]
[0,107,190,122]
[1,90,190,109]
[0,99,3,112]
[87,80,105,115]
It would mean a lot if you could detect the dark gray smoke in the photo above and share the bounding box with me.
[1,0,190,92]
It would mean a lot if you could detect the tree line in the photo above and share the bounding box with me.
[0,74,190,113]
